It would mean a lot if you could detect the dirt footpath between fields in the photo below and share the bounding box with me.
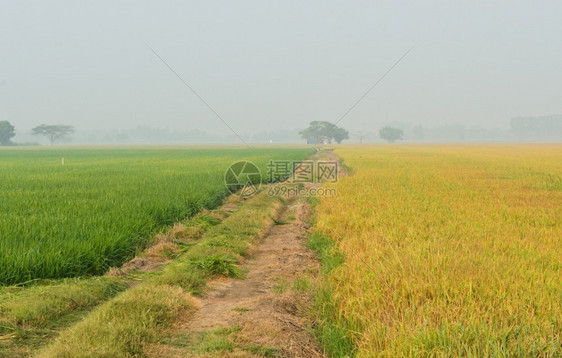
[148,194,324,357]
[148,150,347,357]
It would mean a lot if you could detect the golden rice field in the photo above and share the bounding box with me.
[314,145,562,357]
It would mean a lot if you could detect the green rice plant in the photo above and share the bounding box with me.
[189,257,243,278]
[0,147,310,285]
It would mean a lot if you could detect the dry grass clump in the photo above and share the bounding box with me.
[36,285,197,358]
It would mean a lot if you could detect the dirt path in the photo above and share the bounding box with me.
[149,195,325,357]
[148,150,346,357]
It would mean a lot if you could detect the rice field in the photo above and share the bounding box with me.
[314,145,562,357]
[0,147,310,286]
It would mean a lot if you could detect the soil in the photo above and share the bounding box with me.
[149,196,325,357]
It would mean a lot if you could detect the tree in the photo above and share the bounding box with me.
[0,121,16,146]
[32,124,75,145]
[379,126,403,143]
[332,127,350,144]
[299,121,349,144]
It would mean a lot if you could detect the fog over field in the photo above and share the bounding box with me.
[1,4,561,355]
[1,1,562,144]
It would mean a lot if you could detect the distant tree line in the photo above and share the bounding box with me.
[0,121,75,146]
[378,118,562,142]
[510,116,562,139]
[408,124,506,141]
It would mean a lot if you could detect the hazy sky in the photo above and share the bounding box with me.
[1,1,561,137]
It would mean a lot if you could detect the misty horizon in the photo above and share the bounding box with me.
[10,116,562,145]
[2,1,562,144]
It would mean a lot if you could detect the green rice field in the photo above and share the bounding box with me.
[0,147,310,286]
